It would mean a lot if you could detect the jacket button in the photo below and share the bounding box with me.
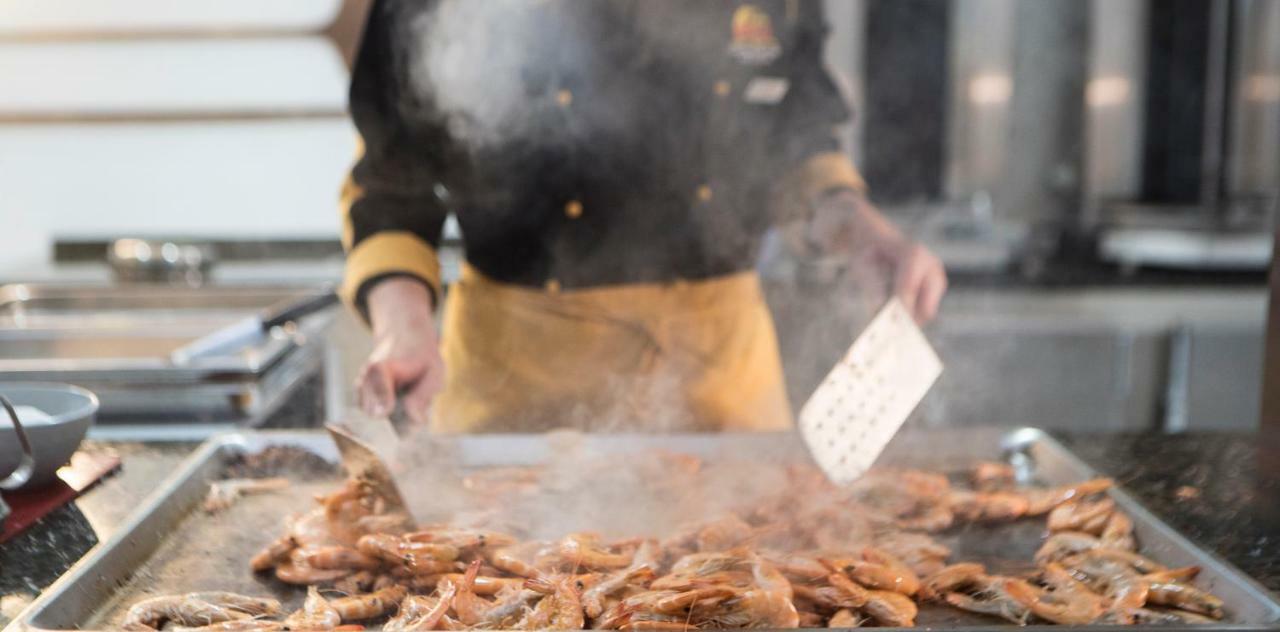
[564,200,583,219]
[696,185,713,202]
[545,278,562,293]
[714,80,731,97]
[556,89,573,107]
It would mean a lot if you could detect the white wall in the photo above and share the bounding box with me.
[0,1,355,269]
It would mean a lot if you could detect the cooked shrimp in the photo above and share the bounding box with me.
[320,481,378,545]
[122,596,247,631]
[332,570,378,596]
[384,581,457,632]
[557,532,634,570]
[694,514,755,552]
[615,612,697,631]
[860,589,917,627]
[826,608,862,628]
[180,593,280,617]
[971,461,1016,490]
[354,513,413,537]
[122,593,280,631]
[1023,478,1113,515]
[450,561,493,627]
[274,562,351,586]
[1085,547,1168,574]
[1144,565,1201,583]
[357,534,460,565]
[1061,553,1150,619]
[894,502,955,532]
[1047,497,1115,533]
[204,478,290,514]
[948,490,1029,523]
[329,585,407,622]
[405,527,518,551]
[170,622,284,632]
[1034,531,1102,565]
[1019,563,1107,625]
[475,588,542,628]
[287,509,342,549]
[859,548,921,596]
[1100,510,1136,550]
[720,555,799,628]
[1130,606,1219,625]
[850,470,949,515]
[874,532,952,577]
[761,552,830,584]
[250,535,298,573]
[649,550,751,591]
[301,546,383,571]
[279,547,357,585]
[488,541,547,578]
[919,563,986,601]
[583,565,658,618]
[824,548,920,596]
[1147,581,1225,619]
[825,573,870,608]
[436,572,525,596]
[516,574,586,630]
[941,576,1035,624]
[282,586,341,631]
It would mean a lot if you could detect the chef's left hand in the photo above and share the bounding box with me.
[807,189,948,323]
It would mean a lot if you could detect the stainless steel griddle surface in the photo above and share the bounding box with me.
[14,428,1280,631]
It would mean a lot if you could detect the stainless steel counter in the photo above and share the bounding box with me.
[768,285,1267,432]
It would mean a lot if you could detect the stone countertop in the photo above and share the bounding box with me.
[0,442,195,623]
[3,431,1279,626]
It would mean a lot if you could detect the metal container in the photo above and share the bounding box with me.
[0,383,98,490]
[11,427,1280,631]
[0,284,333,427]
[107,238,217,287]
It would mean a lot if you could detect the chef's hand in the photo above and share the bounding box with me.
[356,277,444,426]
[807,189,947,323]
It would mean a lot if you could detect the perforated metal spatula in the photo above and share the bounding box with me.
[797,298,943,485]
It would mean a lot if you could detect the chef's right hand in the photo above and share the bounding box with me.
[356,277,444,426]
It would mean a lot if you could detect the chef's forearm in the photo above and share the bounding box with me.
[367,276,436,336]
[804,189,906,259]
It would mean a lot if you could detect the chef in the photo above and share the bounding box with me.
[341,0,946,432]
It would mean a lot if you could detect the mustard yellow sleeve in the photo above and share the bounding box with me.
[341,1,456,325]
[341,233,443,310]
[772,151,868,223]
[339,174,445,324]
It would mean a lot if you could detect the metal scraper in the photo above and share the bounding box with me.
[325,415,419,522]
[797,297,943,485]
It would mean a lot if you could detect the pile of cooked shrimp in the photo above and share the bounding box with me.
[122,458,1227,630]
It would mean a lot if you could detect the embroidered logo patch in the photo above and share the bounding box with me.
[729,5,782,66]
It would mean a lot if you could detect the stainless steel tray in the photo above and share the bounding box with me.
[11,427,1280,631]
[0,284,328,380]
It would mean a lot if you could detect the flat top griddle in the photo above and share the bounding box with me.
[11,428,1280,631]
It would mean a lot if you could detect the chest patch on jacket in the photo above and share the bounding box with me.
[729,5,782,65]
[743,76,790,104]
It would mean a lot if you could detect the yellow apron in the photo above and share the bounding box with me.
[431,265,793,433]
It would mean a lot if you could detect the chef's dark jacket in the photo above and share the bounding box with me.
[340,0,866,312]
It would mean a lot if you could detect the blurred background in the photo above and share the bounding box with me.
[1,0,1277,435]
